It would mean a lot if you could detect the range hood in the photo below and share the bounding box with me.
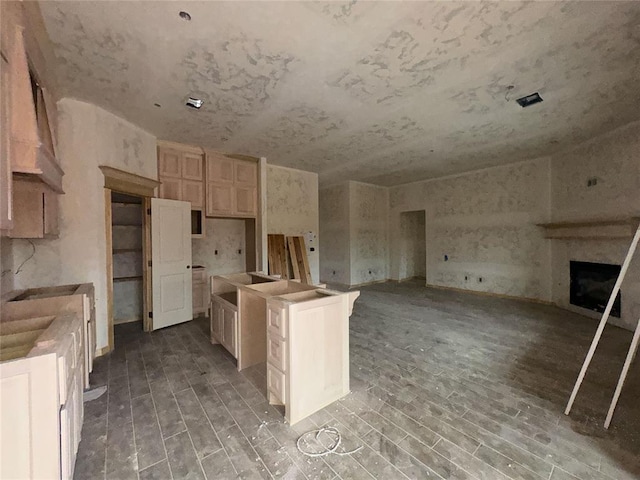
[9,24,63,193]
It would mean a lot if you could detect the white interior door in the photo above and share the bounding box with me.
[151,198,192,330]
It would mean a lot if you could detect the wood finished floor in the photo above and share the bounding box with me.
[75,280,640,480]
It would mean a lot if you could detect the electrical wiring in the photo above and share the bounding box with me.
[296,427,363,458]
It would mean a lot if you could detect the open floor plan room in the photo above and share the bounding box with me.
[76,282,639,480]
[1,1,639,479]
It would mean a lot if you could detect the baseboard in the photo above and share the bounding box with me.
[423,283,553,305]
[321,278,389,289]
[95,345,111,357]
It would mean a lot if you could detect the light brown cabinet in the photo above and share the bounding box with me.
[266,289,356,425]
[9,177,59,239]
[157,143,205,237]
[158,145,204,209]
[0,312,85,479]
[1,54,12,230]
[192,267,207,317]
[1,13,64,235]
[206,151,257,218]
[210,294,238,357]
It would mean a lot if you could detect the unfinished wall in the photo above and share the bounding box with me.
[399,210,426,280]
[550,120,640,330]
[192,219,246,276]
[0,238,13,294]
[319,183,350,285]
[349,182,389,285]
[389,158,552,300]
[267,165,320,284]
[10,99,157,351]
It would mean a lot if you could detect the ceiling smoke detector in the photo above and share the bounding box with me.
[516,92,543,108]
[186,97,203,109]
[179,11,191,21]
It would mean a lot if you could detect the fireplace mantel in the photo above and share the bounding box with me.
[537,217,639,240]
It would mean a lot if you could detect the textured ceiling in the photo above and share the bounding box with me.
[40,1,640,186]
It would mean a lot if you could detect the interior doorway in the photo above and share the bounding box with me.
[111,192,144,331]
[399,210,426,281]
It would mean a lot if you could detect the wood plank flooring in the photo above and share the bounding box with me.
[74,280,640,480]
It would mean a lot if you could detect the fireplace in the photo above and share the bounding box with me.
[570,261,621,317]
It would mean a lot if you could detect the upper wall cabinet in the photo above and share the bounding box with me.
[206,151,257,218]
[9,177,59,239]
[157,142,205,238]
[157,143,205,210]
[6,24,63,194]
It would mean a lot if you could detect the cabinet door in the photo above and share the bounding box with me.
[192,282,205,314]
[211,301,222,339]
[206,152,234,184]
[234,160,257,187]
[182,179,204,209]
[9,179,44,238]
[235,187,257,216]
[158,148,182,178]
[182,152,203,181]
[0,354,59,480]
[159,176,182,201]
[207,183,234,217]
[221,305,237,357]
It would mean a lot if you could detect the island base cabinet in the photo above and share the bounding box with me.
[266,290,352,425]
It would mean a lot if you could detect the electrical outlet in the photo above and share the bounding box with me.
[464,275,468,281]
[587,177,598,187]
[478,277,483,283]
[444,254,449,261]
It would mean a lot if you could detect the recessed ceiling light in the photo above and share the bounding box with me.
[516,92,543,108]
[186,97,203,109]
[179,11,191,21]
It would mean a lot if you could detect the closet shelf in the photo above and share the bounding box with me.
[113,249,142,254]
[113,276,143,283]
[112,223,142,227]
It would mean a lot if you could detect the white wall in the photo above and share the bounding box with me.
[389,158,552,300]
[319,183,350,285]
[266,165,320,284]
[349,182,389,285]
[192,218,246,275]
[550,120,640,330]
[399,210,426,280]
[10,98,157,350]
[0,237,13,294]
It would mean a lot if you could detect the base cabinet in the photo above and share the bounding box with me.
[266,289,354,425]
[210,296,238,357]
[0,313,85,479]
[192,267,207,317]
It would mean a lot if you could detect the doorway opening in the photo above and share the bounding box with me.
[111,192,144,335]
[399,210,426,282]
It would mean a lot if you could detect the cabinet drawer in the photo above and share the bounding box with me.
[192,268,206,284]
[267,364,286,404]
[267,336,287,372]
[267,305,288,339]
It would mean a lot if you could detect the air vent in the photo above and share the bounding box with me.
[186,97,203,109]
[516,92,543,108]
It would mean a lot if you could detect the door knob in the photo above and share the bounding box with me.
[187,265,191,269]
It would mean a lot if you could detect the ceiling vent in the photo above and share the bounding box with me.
[186,97,203,109]
[516,92,543,108]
